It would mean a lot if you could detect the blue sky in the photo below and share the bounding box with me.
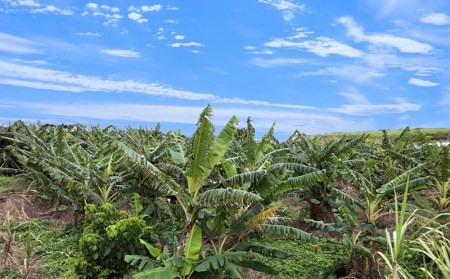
[1,0,450,138]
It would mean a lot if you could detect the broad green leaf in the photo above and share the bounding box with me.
[125,255,161,271]
[187,106,215,193]
[209,116,239,168]
[181,224,202,276]
[194,252,246,272]
[139,239,162,259]
[133,267,179,279]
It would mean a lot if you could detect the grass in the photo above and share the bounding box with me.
[252,238,347,279]
[0,176,26,201]
[0,217,81,278]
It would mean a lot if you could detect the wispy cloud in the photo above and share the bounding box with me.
[258,0,305,21]
[0,32,42,54]
[440,92,450,105]
[2,0,73,15]
[338,16,433,54]
[15,0,40,7]
[297,65,384,83]
[100,49,141,58]
[265,36,362,57]
[0,61,318,111]
[247,49,274,55]
[420,13,450,25]
[128,12,147,23]
[339,88,370,105]
[77,32,101,36]
[408,77,440,87]
[251,57,303,68]
[168,42,204,48]
[328,88,420,115]
[1,101,375,134]
[174,35,184,40]
[30,5,73,15]
[12,58,48,65]
[329,103,421,115]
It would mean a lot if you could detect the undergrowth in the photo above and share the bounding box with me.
[253,238,347,279]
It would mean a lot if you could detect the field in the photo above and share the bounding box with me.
[1,110,449,279]
[323,127,450,141]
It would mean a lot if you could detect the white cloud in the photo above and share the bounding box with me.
[297,65,384,83]
[408,78,440,87]
[128,12,147,23]
[287,27,313,39]
[169,42,204,48]
[30,5,73,15]
[0,61,324,114]
[403,66,439,77]
[100,49,141,58]
[86,3,98,10]
[420,13,450,25]
[265,37,363,58]
[101,5,119,13]
[0,32,42,54]
[3,101,376,134]
[128,5,139,12]
[338,16,433,54]
[103,14,122,26]
[166,19,179,24]
[77,32,100,37]
[12,58,48,65]
[141,5,162,12]
[245,46,257,50]
[328,103,421,115]
[258,0,305,21]
[174,35,184,40]
[0,61,214,100]
[167,7,178,11]
[17,0,39,7]
[248,49,274,55]
[251,57,303,68]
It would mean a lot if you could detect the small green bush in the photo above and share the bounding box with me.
[72,203,156,278]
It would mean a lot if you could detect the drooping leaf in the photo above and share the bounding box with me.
[194,252,246,272]
[197,188,263,207]
[377,164,425,194]
[125,255,161,271]
[259,224,319,244]
[234,242,288,258]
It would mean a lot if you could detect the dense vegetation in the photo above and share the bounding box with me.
[0,106,449,279]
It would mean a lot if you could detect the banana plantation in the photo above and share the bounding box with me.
[0,106,449,279]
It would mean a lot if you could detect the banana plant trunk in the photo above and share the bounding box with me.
[310,202,336,223]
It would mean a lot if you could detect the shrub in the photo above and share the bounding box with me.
[72,203,156,278]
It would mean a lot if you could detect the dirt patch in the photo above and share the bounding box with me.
[0,188,73,224]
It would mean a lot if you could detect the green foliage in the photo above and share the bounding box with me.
[253,238,347,279]
[73,203,156,278]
